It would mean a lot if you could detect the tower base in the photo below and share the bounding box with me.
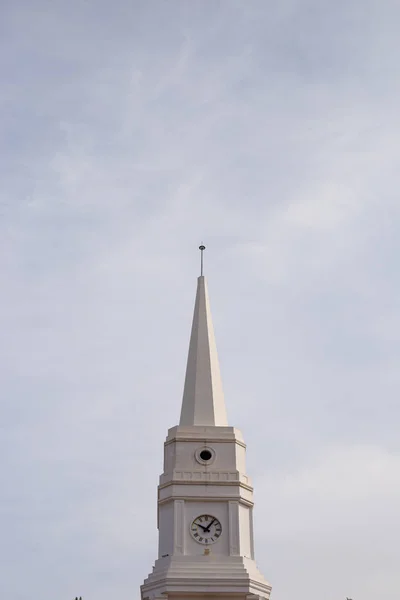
[141,555,272,600]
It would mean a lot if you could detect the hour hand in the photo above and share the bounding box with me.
[196,523,208,532]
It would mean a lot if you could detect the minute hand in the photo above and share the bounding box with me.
[205,518,216,533]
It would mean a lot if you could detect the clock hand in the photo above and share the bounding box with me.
[204,518,216,533]
[196,523,208,532]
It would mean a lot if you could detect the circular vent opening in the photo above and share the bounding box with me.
[199,449,213,461]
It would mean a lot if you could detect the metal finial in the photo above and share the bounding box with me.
[199,244,206,276]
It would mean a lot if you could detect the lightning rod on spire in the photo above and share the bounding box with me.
[199,244,206,276]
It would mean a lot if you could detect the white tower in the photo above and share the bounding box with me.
[141,248,272,600]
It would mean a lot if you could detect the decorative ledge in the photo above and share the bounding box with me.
[160,470,249,485]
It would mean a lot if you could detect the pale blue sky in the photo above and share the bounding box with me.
[1,2,399,599]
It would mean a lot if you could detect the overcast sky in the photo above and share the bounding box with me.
[1,1,399,599]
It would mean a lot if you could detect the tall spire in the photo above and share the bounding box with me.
[179,247,228,427]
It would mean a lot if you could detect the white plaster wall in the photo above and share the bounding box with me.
[158,502,174,558]
[158,481,254,504]
[238,504,252,558]
[168,440,241,472]
[163,440,176,474]
[235,442,247,473]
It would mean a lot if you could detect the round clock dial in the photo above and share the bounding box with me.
[190,514,222,545]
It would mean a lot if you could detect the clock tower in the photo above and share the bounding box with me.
[141,256,272,600]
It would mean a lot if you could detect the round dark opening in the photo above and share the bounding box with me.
[199,449,212,461]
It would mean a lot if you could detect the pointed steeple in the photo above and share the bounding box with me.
[179,251,228,427]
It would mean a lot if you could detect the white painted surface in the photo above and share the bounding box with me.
[141,276,271,600]
[158,502,174,558]
[179,276,228,427]
[239,503,252,558]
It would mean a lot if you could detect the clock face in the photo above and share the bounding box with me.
[190,514,222,545]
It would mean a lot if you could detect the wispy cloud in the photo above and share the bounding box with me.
[1,2,399,600]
